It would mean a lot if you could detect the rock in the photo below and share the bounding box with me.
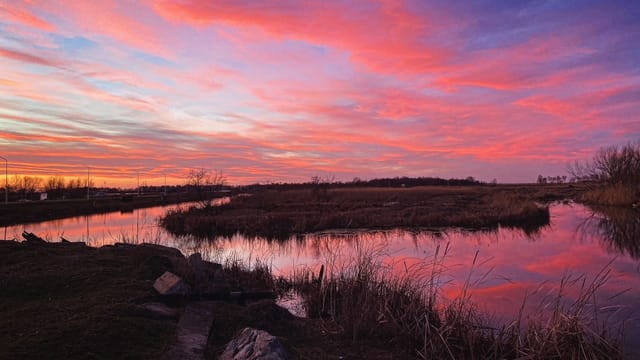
[162,301,216,360]
[153,271,191,296]
[220,327,290,360]
[188,252,223,292]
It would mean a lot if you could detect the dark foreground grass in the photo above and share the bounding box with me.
[161,184,571,240]
[0,240,184,359]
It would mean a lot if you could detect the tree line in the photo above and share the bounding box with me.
[3,175,95,200]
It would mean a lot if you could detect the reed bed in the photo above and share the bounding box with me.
[580,183,638,207]
[161,186,553,240]
[281,243,623,359]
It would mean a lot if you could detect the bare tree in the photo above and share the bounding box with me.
[44,175,65,199]
[65,177,94,198]
[45,175,65,191]
[569,143,640,185]
[187,168,227,208]
[10,175,43,200]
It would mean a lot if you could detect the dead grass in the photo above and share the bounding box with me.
[282,243,623,359]
[161,185,561,240]
[580,183,638,207]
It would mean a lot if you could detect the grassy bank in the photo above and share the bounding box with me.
[0,238,275,360]
[0,192,225,227]
[161,184,580,240]
[0,240,182,359]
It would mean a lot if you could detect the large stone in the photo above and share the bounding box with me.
[219,327,290,360]
[188,252,224,293]
[162,301,216,360]
[153,271,190,296]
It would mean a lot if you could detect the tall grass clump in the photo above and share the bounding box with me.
[285,244,623,359]
[489,192,550,234]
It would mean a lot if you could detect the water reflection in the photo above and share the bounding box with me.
[3,202,640,355]
[577,206,640,259]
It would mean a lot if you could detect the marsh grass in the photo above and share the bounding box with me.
[580,183,638,207]
[161,186,554,240]
[283,244,623,359]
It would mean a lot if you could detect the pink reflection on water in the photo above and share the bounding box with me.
[3,202,639,354]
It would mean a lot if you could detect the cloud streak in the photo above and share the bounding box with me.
[0,0,639,185]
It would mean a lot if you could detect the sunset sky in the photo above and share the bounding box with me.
[1,1,639,187]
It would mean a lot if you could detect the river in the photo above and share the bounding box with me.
[3,201,639,356]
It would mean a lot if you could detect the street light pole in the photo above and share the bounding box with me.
[0,156,7,204]
[87,167,90,200]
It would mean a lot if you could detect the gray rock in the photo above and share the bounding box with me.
[162,301,216,360]
[153,271,191,296]
[220,327,290,360]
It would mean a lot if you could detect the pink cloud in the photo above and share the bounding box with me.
[150,0,454,74]
[0,3,56,32]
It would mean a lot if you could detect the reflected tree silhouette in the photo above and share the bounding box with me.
[577,206,640,259]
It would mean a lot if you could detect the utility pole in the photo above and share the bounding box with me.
[87,167,90,200]
[0,156,7,204]
[137,172,140,196]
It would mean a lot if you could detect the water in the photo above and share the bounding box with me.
[4,201,639,355]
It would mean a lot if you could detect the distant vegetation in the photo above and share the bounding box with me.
[536,174,567,184]
[240,176,484,193]
[3,174,95,200]
[0,169,230,202]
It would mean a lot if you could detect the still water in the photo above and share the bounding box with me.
[4,201,640,354]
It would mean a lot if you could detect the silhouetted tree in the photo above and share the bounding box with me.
[45,175,65,199]
[569,143,640,185]
[186,168,226,208]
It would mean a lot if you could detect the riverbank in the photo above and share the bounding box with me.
[0,237,622,359]
[0,237,441,359]
[0,192,225,227]
[162,184,582,240]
